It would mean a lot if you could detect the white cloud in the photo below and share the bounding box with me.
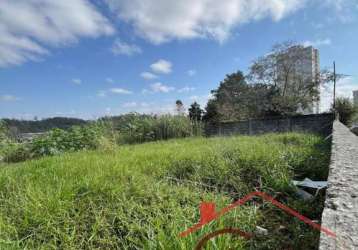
[189,93,214,107]
[72,78,82,85]
[323,0,352,11]
[111,39,142,56]
[105,0,304,44]
[122,101,137,108]
[322,0,357,23]
[141,89,151,95]
[150,59,173,74]
[55,110,76,116]
[105,107,112,115]
[187,70,197,76]
[320,77,358,112]
[0,94,20,102]
[141,72,158,80]
[189,95,200,101]
[140,102,150,107]
[106,78,114,83]
[150,82,175,93]
[303,38,331,47]
[98,87,133,97]
[117,101,174,114]
[177,86,196,93]
[97,90,107,97]
[110,88,132,94]
[0,0,114,67]
[312,23,324,29]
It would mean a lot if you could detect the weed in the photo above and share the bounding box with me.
[0,133,330,249]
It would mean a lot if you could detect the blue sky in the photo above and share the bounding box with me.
[1,0,358,119]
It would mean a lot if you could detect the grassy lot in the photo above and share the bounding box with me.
[0,133,330,249]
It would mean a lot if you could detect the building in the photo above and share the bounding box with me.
[277,46,320,114]
[354,90,358,106]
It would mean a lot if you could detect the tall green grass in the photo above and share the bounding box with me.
[109,113,203,144]
[2,114,203,163]
[1,122,110,163]
[0,133,330,249]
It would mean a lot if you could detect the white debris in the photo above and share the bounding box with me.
[255,226,268,236]
[292,178,328,190]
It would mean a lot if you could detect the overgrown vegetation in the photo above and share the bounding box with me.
[105,113,202,144]
[0,121,8,158]
[0,40,336,249]
[333,97,357,126]
[1,123,107,163]
[1,115,202,163]
[0,133,331,249]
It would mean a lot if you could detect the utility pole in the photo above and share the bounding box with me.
[333,61,336,110]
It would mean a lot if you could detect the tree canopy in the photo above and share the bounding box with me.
[188,102,203,121]
[203,71,282,123]
[204,41,341,123]
[2,117,87,134]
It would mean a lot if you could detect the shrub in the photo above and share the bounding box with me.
[0,120,7,142]
[113,113,203,144]
[30,124,104,158]
[2,115,202,163]
[2,143,32,163]
[2,122,111,163]
[334,97,357,126]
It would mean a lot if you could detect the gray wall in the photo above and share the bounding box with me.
[319,121,358,249]
[205,113,334,137]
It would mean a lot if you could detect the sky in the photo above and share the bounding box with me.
[1,0,358,120]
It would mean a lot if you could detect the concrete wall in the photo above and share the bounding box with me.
[205,113,334,137]
[319,121,358,249]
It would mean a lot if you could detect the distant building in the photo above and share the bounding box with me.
[277,46,320,114]
[354,90,358,106]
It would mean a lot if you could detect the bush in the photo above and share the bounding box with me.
[30,124,105,158]
[2,115,202,163]
[2,143,32,163]
[2,122,110,163]
[0,120,7,142]
[112,113,203,144]
[0,121,15,162]
[334,97,357,126]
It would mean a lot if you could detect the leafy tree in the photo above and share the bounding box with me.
[333,97,357,126]
[210,71,249,121]
[188,102,203,121]
[203,71,282,123]
[247,41,344,115]
[202,99,220,123]
[202,42,348,123]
